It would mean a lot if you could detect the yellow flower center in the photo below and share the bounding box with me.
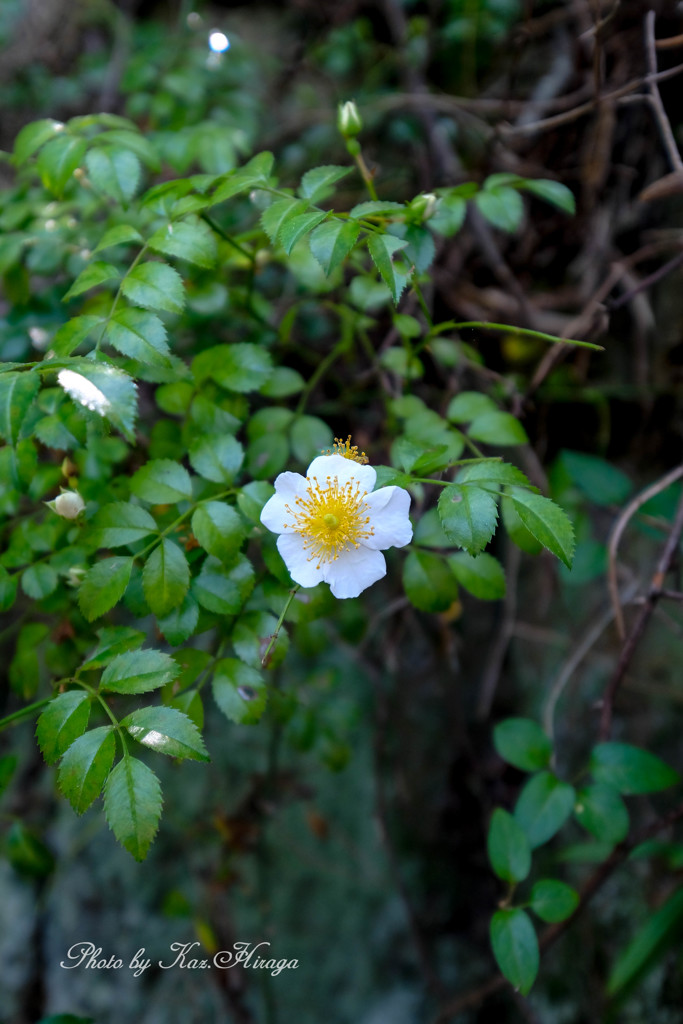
[322,434,369,464]
[284,474,374,567]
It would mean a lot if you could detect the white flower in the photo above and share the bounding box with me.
[260,451,412,599]
[57,369,110,415]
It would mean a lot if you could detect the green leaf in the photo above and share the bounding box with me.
[0,371,39,444]
[487,808,531,882]
[58,361,138,438]
[78,556,133,621]
[261,197,309,244]
[429,193,467,236]
[191,501,246,561]
[36,691,91,766]
[130,458,193,504]
[366,233,410,304]
[309,219,361,275]
[529,880,579,923]
[63,261,120,301]
[437,484,498,555]
[259,366,305,398]
[51,315,103,357]
[13,119,66,164]
[522,178,575,215]
[607,886,683,996]
[475,187,524,232]
[5,822,55,879]
[104,756,162,860]
[502,495,543,554]
[590,743,679,794]
[349,200,406,219]
[189,434,244,483]
[0,754,17,800]
[490,908,539,995]
[447,391,498,422]
[192,554,254,615]
[493,718,553,772]
[100,648,180,695]
[402,550,460,612]
[448,551,506,600]
[0,566,18,612]
[36,135,87,195]
[507,489,574,568]
[21,563,58,600]
[81,626,146,670]
[57,726,116,814]
[457,461,533,492]
[106,308,172,367]
[574,783,629,844]
[91,502,158,547]
[86,146,141,202]
[468,411,528,446]
[558,449,632,506]
[299,164,352,201]
[199,342,273,393]
[93,129,160,171]
[280,211,328,255]
[157,592,199,645]
[93,224,143,254]
[290,414,333,463]
[142,539,190,617]
[122,706,208,761]
[213,658,267,724]
[514,771,576,848]
[121,261,185,314]
[148,216,217,269]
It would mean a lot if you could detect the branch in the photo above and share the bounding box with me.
[644,11,683,173]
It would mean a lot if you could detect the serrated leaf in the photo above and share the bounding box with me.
[309,219,361,275]
[148,216,217,269]
[121,261,185,314]
[438,484,498,554]
[213,658,267,724]
[280,211,327,255]
[200,342,272,393]
[189,434,244,483]
[93,129,160,171]
[58,361,138,438]
[402,549,460,612]
[457,461,534,492]
[93,224,143,254]
[514,771,575,848]
[468,411,528,446]
[501,495,543,554]
[100,648,180,694]
[0,566,18,612]
[0,371,39,444]
[86,146,141,203]
[63,261,120,301]
[529,880,579,924]
[78,556,133,621]
[122,706,208,761]
[350,200,406,219]
[191,502,246,561]
[490,908,539,995]
[487,808,531,882]
[590,743,679,794]
[90,502,158,547]
[57,726,115,814]
[106,308,172,367]
[37,136,87,196]
[448,551,506,600]
[507,489,574,568]
[192,554,254,615]
[157,592,199,645]
[21,563,58,599]
[36,691,91,766]
[261,197,309,244]
[104,756,162,860]
[493,718,552,771]
[366,233,410,304]
[81,626,146,670]
[130,458,192,504]
[50,315,103,357]
[142,539,190,617]
[299,164,352,201]
[13,119,66,164]
[522,178,575,215]
[574,783,629,844]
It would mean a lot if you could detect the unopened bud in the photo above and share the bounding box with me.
[51,491,85,519]
[337,100,362,138]
[410,192,438,221]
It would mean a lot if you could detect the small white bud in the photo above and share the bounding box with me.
[337,100,363,138]
[53,491,85,519]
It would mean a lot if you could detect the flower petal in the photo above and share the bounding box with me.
[260,472,308,534]
[276,533,325,588]
[322,545,386,599]
[306,453,376,493]
[363,486,413,549]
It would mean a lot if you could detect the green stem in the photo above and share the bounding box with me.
[429,320,604,352]
[135,487,234,562]
[295,338,350,416]
[261,586,300,667]
[95,241,150,355]
[353,150,378,200]
[0,697,52,733]
[201,213,255,262]
[411,275,433,328]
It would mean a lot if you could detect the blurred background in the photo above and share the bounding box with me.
[2,1,683,1022]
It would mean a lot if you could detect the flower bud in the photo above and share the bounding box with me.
[52,491,85,519]
[337,100,362,138]
[410,192,438,221]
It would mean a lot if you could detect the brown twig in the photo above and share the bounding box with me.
[607,465,683,640]
[644,11,683,173]
[600,489,683,740]
[606,250,683,312]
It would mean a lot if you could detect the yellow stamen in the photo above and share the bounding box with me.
[284,474,374,568]
[322,434,369,464]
